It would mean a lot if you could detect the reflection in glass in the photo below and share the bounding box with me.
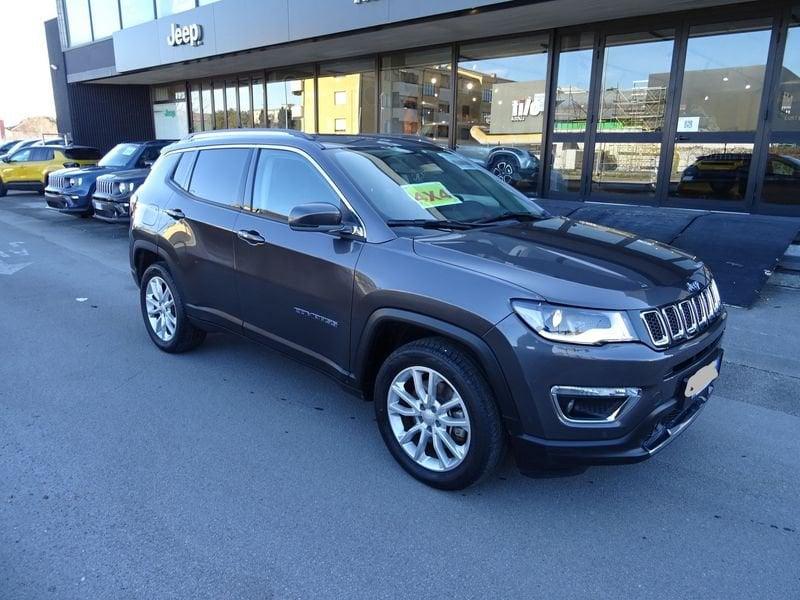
[201,82,213,131]
[252,78,266,127]
[762,143,800,206]
[120,0,154,28]
[598,32,673,133]
[455,36,549,192]
[225,81,238,128]
[592,143,660,197]
[318,59,377,134]
[190,83,202,132]
[65,0,92,46]
[90,0,120,38]
[554,34,594,133]
[550,142,584,193]
[267,68,315,132]
[678,24,771,132]
[669,143,754,201]
[156,0,195,18]
[213,81,225,129]
[239,80,252,128]
[775,13,800,132]
[380,49,452,145]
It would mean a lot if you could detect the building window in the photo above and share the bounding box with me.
[190,83,202,132]
[677,20,772,133]
[774,11,800,132]
[64,0,92,46]
[318,59,376,134]
[156,0,196,18]
[553,32,594,133]
[89,0,120,39]
[380,48,452,145]
[120,0,154,28]
[267,67,316,132]
[252,77,267,127]
[239,80,253,128]
[201,81,213,130]
[456,35,550,192]
[152,84,189,139]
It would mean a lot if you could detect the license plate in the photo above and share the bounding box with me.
[684,357,720,398]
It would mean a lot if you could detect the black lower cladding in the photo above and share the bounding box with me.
[92,197,129,222]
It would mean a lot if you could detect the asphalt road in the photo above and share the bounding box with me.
[1,193,799,599]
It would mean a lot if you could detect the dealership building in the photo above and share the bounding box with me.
[46,0,799,216]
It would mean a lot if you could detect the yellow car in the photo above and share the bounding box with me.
[0,145,101,196]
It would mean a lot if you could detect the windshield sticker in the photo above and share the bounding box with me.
[401,182,462,209]
[121,145,137,156]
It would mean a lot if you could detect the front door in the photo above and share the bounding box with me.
[1,148,35,182]
[234,148,363,373]
[162,147,252,330]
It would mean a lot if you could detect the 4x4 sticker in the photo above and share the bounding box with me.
[401,182,461,209]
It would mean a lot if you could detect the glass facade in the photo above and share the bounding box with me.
[380,48,453,145]
[107,2,797,215]
[152,84,189,139]
[62,0,222,45]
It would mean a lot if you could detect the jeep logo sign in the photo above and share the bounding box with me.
[166,23,203,47]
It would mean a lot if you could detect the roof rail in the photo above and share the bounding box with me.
[185,128,316,142]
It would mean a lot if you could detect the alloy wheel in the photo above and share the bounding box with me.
[387,366,471,472]
[492,161,515,183]
[145,276,177,342]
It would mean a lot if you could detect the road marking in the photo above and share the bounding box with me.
[0,261,31,275]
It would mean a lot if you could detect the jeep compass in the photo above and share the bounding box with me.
[130,130,725,489]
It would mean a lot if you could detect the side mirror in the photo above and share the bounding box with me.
[288,202,348,233]
[141,159,155,168]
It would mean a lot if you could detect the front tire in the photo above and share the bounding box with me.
[488,155,520,185]
[140,263,206,353]
[374,337,505,490]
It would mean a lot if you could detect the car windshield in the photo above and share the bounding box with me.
[330,145,547,224]
[98,143,140,168]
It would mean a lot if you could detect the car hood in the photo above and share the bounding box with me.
[51,165,116,180]
[411,217,708,310]
[97,168,149,183]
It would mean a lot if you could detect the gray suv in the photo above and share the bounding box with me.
[129,130,725,489]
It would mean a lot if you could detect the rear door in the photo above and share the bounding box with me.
[162,147,253,330]
[234,148,363,372]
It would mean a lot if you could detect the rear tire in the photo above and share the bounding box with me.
[374,337,505,490]
[140,262,206,353]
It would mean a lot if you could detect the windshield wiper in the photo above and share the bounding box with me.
[386,219,478,231]
[471,212,547,225]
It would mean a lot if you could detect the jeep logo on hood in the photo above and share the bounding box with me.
[687,280,702,293]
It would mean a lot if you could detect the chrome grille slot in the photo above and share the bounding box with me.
[641,310,669,347]
[679,300,697,334]
[694,295,707,327]
[98,179,113,195]
[661,305,684,339]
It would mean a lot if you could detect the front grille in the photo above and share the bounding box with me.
[49,174,66,189]
[97,179,114,195]
[641,280,722,348]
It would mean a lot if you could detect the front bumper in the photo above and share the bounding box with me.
[92,195,130,222]
[44,188,91,213]
[486,310,726,471]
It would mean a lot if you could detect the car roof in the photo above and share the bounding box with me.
[166,129,444,154]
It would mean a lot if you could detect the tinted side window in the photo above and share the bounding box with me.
[252,149,340,218]
[9,149,32,163]
[171,151,196,190]
[29,148,54,161]
[188,148,250,206]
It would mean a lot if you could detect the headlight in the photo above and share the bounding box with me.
[118,182,135,194]
[512,301,637,345]
[68,177,83,187]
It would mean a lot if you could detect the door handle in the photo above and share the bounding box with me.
[165,208,185,220]
[237,229,266,245]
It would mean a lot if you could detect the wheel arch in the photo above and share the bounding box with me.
[354,308,521,430]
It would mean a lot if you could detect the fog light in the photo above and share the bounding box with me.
[550,386,641,425]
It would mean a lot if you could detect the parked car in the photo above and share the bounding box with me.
[130,130,726,490]
[0,139,20,156]
[0,145,101,196]
[92,167,155,223]
[456,144,541,186]
[0,138,38,162]
[45,141,171,216]
[675,153,750,199]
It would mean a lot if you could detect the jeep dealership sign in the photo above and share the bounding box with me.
[166,23,203,47]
